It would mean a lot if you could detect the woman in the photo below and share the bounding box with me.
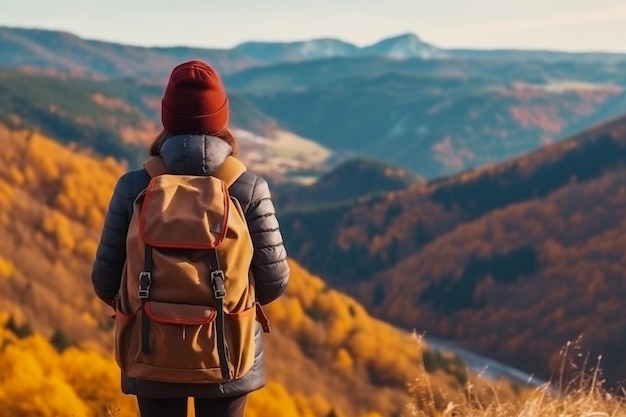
[91,60,290,417]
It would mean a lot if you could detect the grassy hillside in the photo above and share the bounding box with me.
[0,125,516,416]
[279,114,626,385]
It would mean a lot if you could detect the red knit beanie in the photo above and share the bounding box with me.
[161,60,229,135]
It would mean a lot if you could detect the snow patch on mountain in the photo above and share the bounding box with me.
[233,33,446,62]
[362,33,448,59]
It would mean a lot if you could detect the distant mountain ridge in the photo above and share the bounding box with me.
[0,27,445,77]
[0,26,258,78]
[234,33,447,63]
[2,26,625,79]
[364,33,446,59]
[232,38,360,64]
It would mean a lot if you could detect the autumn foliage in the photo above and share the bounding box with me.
[279,114,626,386]
[0,125,504,416]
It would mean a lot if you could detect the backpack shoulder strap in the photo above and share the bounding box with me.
[143,156,169,177]
[143,155,246,187]
[213,156,247,188]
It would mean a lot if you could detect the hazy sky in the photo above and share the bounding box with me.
[2,0,626,52]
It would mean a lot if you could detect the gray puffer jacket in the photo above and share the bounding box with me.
[91,134,290,398]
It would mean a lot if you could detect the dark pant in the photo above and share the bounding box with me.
[137,395,247,417]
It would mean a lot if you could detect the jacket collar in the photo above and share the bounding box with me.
[159,134,232,176]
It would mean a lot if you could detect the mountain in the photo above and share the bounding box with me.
[0,27,446,78]
[232,38,359,63]
[278,113,626,385]
[0,67,333,180]
[450,48,626,63]
[361,33,447,59]
[272,157,424,211]
[233,33,446,62]
[3,26,625,81]
[0,124,520,416]
[0,26,258,77]
[222,53,626,94]
[219,50,626,178]
[0,67,151,163]
[242,68,626,178]
[4,26,626,180]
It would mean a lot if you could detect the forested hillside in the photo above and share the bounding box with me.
[272,158,423,210]
[279,114,626,385]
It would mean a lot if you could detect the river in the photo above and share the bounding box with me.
[425,336,548,388]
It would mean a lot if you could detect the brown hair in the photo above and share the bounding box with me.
[150,128,239,157]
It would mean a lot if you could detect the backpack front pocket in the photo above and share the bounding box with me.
[127,301,226,382]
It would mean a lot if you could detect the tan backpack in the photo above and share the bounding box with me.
[113,155,269,384]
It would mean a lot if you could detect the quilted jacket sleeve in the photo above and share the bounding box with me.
[246,177,290,305]
[91,172,136,306]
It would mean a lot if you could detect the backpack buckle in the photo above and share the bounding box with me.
[138,271,152,299]
[211,270,226,299]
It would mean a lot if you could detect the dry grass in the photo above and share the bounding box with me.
[405,335,626,417]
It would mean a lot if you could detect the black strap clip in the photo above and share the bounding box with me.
[138,271,152,299]
[211,270,226,299]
